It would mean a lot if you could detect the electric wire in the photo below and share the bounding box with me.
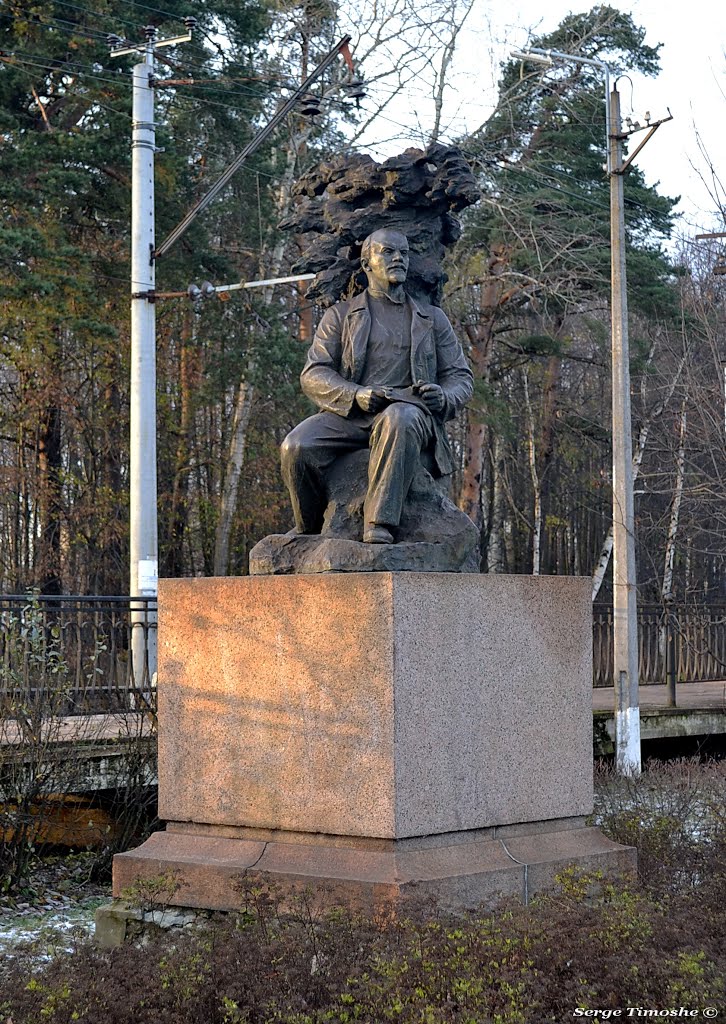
[16,0,340,89]
[5,50,675,230]
[4,24,318,100]
[107,0,191,25]
[2,16,678,232]
[3,51,272,126]
[4,58,134,122]
[3,8,412,115]
[6,50,136,89]
[2,53,328,179]
[51,0,142,32]
[17,10,114,43]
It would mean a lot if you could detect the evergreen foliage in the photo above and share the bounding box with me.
[446,5,712,591]
[0,2,724,599]
[0,0,315,590]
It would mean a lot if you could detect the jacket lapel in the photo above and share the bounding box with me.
[409,294,433,379]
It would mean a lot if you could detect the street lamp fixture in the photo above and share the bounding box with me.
[510,49,553,66]
[512,47,613,173]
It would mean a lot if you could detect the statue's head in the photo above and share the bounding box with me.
[360,228,409,290]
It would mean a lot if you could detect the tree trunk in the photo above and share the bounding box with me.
[537,333,562,574]
[662,399,688,602]
[36,402,63,595]
[99,349,124,594]
[165,310,198,577]
[459,250,505,528]
[428,0,475,145]
[591,346,687,601]
[522,369,541,574]
[658,398,688,675]
[487,432,507,573]
[212,138,303,575]
[213,380,254,576]
[460,414,487,527]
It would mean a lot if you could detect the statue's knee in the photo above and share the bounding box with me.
[378,402,423,433]
[281,432,305,467]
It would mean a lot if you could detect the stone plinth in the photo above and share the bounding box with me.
[113,822,634,915]
[113,574,634,913]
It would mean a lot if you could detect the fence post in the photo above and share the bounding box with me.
[665,607,677,707]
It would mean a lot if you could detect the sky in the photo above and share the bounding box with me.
[352,0,726,247]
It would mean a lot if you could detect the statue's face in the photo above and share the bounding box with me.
[362,230,409,287]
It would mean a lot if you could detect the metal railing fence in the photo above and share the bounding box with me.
[2,596,724,708]
[593,603,726,688]
[0,595,157,716]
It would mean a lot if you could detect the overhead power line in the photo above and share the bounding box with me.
[154,34,353,259]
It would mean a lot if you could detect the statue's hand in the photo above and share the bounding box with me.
[416,383,445,414]
[356,387,388,413]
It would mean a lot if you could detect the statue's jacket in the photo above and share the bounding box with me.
[300,289,474,477]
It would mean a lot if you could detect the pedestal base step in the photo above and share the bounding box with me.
[113,824,635,914]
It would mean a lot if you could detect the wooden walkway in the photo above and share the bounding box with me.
[0,713,156,797]
[593,679,726,755]
[593,679,726,712]
[2,685,724,778]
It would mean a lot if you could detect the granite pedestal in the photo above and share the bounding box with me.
[113,574,634,912]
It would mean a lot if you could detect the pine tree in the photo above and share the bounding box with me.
[0,0,269,591]
[451,5,680,574]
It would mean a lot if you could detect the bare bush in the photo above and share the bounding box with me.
[593,758,726,893]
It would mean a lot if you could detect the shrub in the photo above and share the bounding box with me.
[592,758,726,894]
[0,598,157,892]
[1,853,725,1024]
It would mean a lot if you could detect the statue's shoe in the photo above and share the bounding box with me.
[362,524,394,545]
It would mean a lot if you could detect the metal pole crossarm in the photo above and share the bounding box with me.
[133,273,316,302]
[150,32,193,50]
[152,78,196,87]
[512,44,609,73]
[154,35,352,260]
[132,289,187,300]
[613,112,673,176]
[110,32,191,58]
[214,272,316,294]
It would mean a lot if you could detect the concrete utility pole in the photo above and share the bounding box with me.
[129,31,158,687]
[110,23,193,687]
[109,29,354,686]
[511,47,671,775]
[608,85,641,774]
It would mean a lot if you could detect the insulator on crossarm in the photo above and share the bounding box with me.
[300,93,322,118]
[344,75,366,107]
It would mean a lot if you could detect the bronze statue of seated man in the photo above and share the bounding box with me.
[281,228,473,544]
